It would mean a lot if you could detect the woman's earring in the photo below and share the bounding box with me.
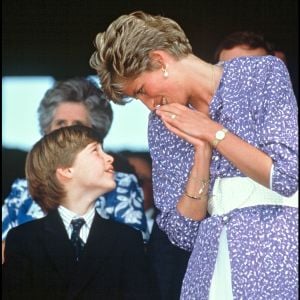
[162,65,168,78]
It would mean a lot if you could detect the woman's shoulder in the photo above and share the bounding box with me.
[220,55,288,93]
[114,171,139,186]
[225,55,285,73]
[4,178,32,206]
[11,177,28,189]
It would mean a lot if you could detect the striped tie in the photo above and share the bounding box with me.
[70,218,85,261]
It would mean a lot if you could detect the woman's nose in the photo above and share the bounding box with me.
[138,96,158,111]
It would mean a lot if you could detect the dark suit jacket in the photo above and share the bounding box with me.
[147,221,191,300]
[2,210,151,300]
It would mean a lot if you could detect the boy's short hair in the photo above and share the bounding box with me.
[25,125,101,212]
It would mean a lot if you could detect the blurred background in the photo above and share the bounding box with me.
[3,0,298,84]
[3,0,299,149]
[2,0,298,198]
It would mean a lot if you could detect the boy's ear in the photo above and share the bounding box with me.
[56,167,73,180]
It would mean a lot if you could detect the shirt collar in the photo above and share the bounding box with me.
[58,204,96,230]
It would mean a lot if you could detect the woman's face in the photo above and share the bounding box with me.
[48,102,92,133]
[123,66,188,111]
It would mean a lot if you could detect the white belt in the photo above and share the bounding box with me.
[208,177,298,216]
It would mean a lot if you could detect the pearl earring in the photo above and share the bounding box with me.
[162,65,168,78]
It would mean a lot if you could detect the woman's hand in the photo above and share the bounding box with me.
[155,103,218,146]
[156,103,273,188]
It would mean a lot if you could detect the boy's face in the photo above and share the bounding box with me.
[71,142,116,194]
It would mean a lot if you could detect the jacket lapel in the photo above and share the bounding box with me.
[67,213,119,298]
[42,210,77,284]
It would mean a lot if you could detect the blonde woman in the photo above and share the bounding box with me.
[90,11,298,299]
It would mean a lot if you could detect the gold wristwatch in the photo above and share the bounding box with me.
[212,128,228,147]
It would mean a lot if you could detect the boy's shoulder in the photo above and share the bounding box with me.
[96,213,143,240]
[6,215,47,244]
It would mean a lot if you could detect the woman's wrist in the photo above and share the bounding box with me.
[185,178,209,200]
[194,143,212,161]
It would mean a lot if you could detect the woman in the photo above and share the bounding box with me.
[89,11,298,299]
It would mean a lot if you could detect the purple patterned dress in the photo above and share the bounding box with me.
[148,56,298,299]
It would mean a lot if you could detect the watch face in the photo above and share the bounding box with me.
[216,130,225,139]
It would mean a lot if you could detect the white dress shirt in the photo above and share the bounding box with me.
[58,205,96,243]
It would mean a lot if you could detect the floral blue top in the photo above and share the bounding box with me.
[2,172,150,242]
[148,56,298,299]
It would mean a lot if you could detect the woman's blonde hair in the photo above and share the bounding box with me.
[25,125,100,212]
[89,11,192,104]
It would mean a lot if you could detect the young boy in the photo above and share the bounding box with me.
[2,125,151,300]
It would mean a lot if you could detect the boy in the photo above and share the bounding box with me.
[3,125,150,300]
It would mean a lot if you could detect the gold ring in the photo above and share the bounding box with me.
[170,114,176,119]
